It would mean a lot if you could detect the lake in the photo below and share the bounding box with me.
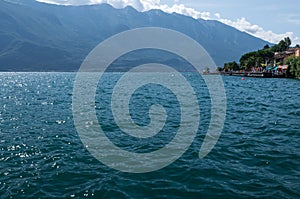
[0,73,299,198]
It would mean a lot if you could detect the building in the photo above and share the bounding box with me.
[274,47,300,65]
[296,48,300,57]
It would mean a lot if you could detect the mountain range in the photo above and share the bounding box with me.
[0,0,271,71]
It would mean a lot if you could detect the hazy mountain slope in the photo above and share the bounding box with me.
[0,0,270,71]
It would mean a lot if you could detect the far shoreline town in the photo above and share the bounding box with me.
[212,37,300,79]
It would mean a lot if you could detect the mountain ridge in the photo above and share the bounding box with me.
[0,0,271,71]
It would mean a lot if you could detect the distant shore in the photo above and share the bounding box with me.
[221,71,286,78]
[202,71,300,78]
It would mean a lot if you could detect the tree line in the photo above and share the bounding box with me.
[220,37,300,78]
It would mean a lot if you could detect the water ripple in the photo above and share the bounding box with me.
[0,73,299,198]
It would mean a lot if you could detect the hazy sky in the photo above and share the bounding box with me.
[37,0,300,45]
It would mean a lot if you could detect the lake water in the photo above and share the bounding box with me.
[0,73,299,198]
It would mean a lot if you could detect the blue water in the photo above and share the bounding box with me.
[0,73,299,198]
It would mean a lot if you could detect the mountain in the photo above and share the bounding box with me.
[0,0,271,71]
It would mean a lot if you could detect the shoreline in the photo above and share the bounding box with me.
[221,71,286,78]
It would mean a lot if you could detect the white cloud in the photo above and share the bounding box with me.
[219,17,300,45]
[214,13,221,19]
[37,0,211,19]
[37,0,300,45]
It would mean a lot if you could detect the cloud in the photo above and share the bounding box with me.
[156,4,211,19]
[219,17,300,45]
[37,0,144,9]
[37,0,211,19]
[37,0,300,45]
[214,13,221,19]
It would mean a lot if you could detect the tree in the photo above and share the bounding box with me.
[257,49,274,66]
[285,56,300,78]
[263,44,270,49]
[231,37,294,72]
[217,67,223,72]
[240,51,257,68]
[223,61,240,71]
[285,37,292,48]
[238,38,293,71]
[258,49,274,60]
[204,67,210,74]
[244,56,256,70]
[240,51,266,70]
[272,37,291,52]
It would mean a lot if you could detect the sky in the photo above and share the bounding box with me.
[37,0,300,45]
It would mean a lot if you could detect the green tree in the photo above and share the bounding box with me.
[285,56,300,78]
[240,51,265,70]
[230,37,294,72]
[223,61,240,71]
[284,37,292,48]
[263,44,270,49]
[240,51,257,68]
[244,56,256,70]
[258,49,274,60]
[239,38,293,71]
[272,37,291,52]
[217,67,223,72]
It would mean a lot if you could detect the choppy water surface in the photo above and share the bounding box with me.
[0,73,299,198]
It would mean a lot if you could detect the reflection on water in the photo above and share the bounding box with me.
[0,73,299,198]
